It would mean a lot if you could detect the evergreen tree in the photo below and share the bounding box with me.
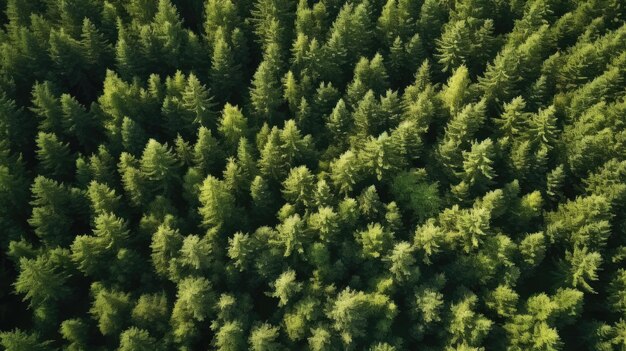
[250,43,285,125]
[182,73,217,129]
[140,139,180,195]
[199,175,236,230]
[31,81,63,135]
[28,176,87,247]
[218,104,248,152]
[89,283,132,336]
[0,330,50,351]
[35,132,73,180]
[210,29,242,105]
[249,323,282,351]
[194,126,222,175]
[1,1,626,350]
[118,328,159,351]
[60,94,100,151]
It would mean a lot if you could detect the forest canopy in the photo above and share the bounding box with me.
[0,0,625,350]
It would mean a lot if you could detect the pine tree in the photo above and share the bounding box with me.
[140,139,180,195]
[440,65,471,115]
[218,104,248,152]
[249,323,281,351]
[151,0,186,70]
[204,0,239,43]
[346,54,389,107]
[560,246,602,293]
[60,319,89,351]
[31,81,63,135]
[353,90,382,137]
[282,166,315,208]
[418,0,448,53]
[121,117,148,156]
[326,98,351,145]
[171,277,215,344]
[495,96,529,139]
[527,106,558,149]
[35,132,73,182]
[182,73,217,129]
[328,288,397,345]
[194,126,222,175]
[358,223,393,259]
[446,294,492,348]
[462,139,496,193]
[132,293,170,337]
[115,21,145,79]
[361,132,406,181]
[213,321,246,351]
[251,0,294,50]
[15,253,69,308]
[118,328,158,351]
[250,175,276,225]
[210,29,242,105]
[87,181,122,215]
[150,223,183,278]
[49,28,88,92]
[0,94,32,152]
[199,175,235,230]
[0,329,51,351]
[250,43,285,125]
[519,232,547,268]
[89,283,132,336]
[270,269,302,307]
[80,18,113,74]
[436,20,473,73]
[330,150,361,195]
[125,0,159,24]
[259,127,287,181]
[60,94,99,151]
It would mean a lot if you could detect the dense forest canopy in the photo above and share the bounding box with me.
[0,0,625,350]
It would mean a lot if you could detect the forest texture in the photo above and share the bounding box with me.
[0,0,625,350]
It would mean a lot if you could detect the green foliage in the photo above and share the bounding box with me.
[391,171,441,223]
[249,323,281,351]
[140,139,180,195]
[218,104,248,152]
[89,283,132,336]
[1,1,626,350]
[118,327,158,351]
[15,253,69,308]
[35,132,73,180]
[0,330,50,351]
[199,175,236,230]
[329,288,397,345]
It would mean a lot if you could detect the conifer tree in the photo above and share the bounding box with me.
[218,104,248,153]
[0,329,50,351]
[1,1,626,350]
[31,81,63,135]
[249,323,282,351]
[194,126,222,175]
[29,176,87,247]
[60,94,99,151]
[462,139,496,193]
[35,132,73,181]
[250,43,285,125]
[140,139,180,195]
[89,283,132,336]
[171,277,214,344]
[282,166,314,209]
[182,73,217,129]
[199,175,236,230]
[210,29,242,105]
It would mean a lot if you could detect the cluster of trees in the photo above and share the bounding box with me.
[0,0,625,350]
